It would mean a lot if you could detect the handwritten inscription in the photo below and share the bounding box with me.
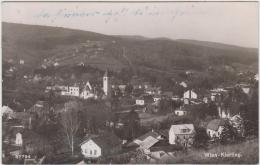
[33,5,193,23]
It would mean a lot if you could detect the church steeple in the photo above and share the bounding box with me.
[103,70,110,96]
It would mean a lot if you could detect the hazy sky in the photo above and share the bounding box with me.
[2,2,258,48]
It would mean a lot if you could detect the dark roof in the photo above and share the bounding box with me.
[207,119,226,131]
[158,129,169,138]
[162,91,173,97]
[12,112,34,121]
[150,144,182,152]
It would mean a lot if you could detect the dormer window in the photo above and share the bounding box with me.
[181,129,190,133]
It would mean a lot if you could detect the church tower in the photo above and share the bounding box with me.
[103,70,110,96]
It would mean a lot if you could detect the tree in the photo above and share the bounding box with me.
[60,101,81,156]
[125,84,133,95]
[124,110,140,141]
[219,121,238,144]
[193,127,210,148]
[207,102,218,117]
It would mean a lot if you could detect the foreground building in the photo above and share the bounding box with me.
[169,124,195,147]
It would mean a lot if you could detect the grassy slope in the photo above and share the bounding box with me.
[2,22,258,73]
[164,139,259,164]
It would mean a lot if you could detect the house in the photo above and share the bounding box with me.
[174,106,188,116]
[80,81,97,100]
[69,86,80,97]
[153,95,161,103]
[129,130,167,154]
[206,119,227,139]
[183,90,198,99]
[136,96,154,106]
[145,87,162,95]
[254,74,258,81]
[118,85,127,94]
[80,133,122,159]
[229,114,245,137]
[19,59,24,65]
[2,106,14,119]
[15,133,23,146]
[236,84,251,95]
[169,124,195,147]
[53,62,59,67]
[179,81,188,88]
[28,101,49,118]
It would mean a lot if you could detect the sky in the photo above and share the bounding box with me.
[2,2,258,48]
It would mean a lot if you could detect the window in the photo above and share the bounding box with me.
[85,149,87,153]
[90,150,92,155]
[182,129,189,133]
[94,150,97,155]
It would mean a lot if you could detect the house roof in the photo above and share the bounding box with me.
[207,119,226,131]
[162,91,173,98]
[80,132,121,150]
[2,106,14,114]
[12,112,34,121]
[139,136,159,150]
[136,130,161,141]
[170,124,195,135]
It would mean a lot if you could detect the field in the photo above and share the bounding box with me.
[163,138,259,164]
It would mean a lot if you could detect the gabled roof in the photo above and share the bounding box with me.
[2,106,14,114]
[207,119,226,131]
[136,130,161,141]
[170,124,195,135]
[80,132,121,150]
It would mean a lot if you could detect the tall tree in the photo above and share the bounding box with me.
[193,127,210,148]
[60,101,81,156]
[124,110,140,141]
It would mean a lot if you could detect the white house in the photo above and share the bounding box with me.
[15,133,23,146]
[68,86,80,97]
[80,82,96,100]
[136,96,154,106]
[54,62,59,67]
[174,106,187,116]
[206,119,226,139]
[255,74,259,81]
[136,98,145,105]
[19,59,25,65]
[81,139,102,158]
[179,81,188,88]
[2,106,14,119]
[169,124,195,147]
[80,133,121,159]
[183,90,198,99]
